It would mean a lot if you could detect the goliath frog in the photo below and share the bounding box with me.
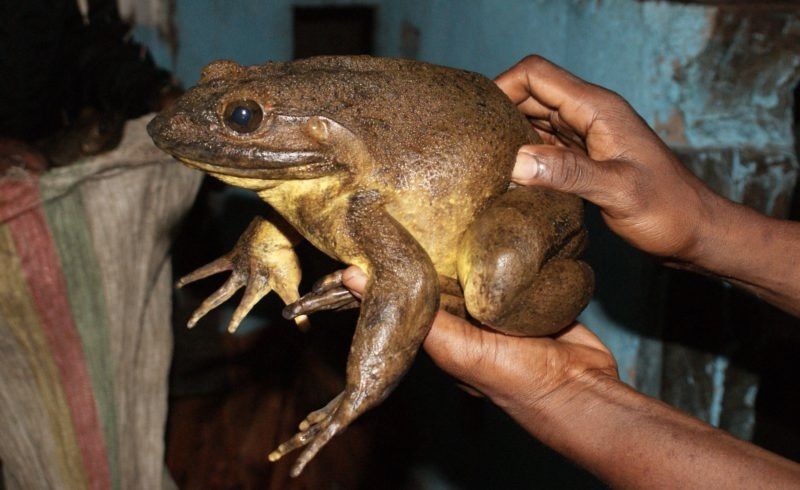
[147,56,593,476]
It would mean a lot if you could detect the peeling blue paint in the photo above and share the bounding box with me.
[709,356,729,427]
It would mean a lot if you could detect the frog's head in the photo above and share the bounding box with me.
[147,59,370,191]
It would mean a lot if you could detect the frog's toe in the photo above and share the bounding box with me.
[187,272,246,328]
[226,275,272,333]
[290,419,343,477]
[269,394,339,464]
[176,254,233,288]
[283,270,361,319]
[268,390,359,477]
[283,286,358,319]
[268,420,326,462]
[298,392,343,431]
[310,270,345,293]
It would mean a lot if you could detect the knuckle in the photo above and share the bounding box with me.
[520,54,546,67]
[582,86,634,117]
[602,89,628,107]
[592,87,629,110]
[552,151,588,191]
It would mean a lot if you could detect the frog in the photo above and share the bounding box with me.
[147,55,593,477]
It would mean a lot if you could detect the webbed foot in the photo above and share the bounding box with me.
[178,216,306,333]
[268,390,357,477]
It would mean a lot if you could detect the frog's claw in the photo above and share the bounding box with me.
[179,216,304,332]
[282,270,360,320]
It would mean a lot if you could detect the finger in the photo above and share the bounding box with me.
[516,96,551,119]
[456,383,486,398]
[528,119,563,146]
[532,128,564,147]
[422,310,489,383]
[511,144,619,208]
[341,265,367,297]
[554,323,612,355]
[187,274,245,328]
[227,278,271,333]
[495,55,628,138]
[529,119,583,150]
[547,111,587,152]
[176,256,232,288]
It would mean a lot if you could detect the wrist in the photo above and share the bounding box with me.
[667,191,800,316]
[497,368,621,431]
[670,186,743,271]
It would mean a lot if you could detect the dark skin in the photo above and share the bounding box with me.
[344,55,800,488]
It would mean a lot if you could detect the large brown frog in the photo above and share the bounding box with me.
[147,56,593,476]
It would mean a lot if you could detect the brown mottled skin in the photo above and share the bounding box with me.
[147,56,593,476]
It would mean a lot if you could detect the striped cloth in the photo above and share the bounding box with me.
[0,116,202,489]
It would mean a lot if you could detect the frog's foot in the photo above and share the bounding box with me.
[178,216,304,333]
[459,187,594,336]
[282,270,360,320]
[465,256,593,335]
[268,389,361,477]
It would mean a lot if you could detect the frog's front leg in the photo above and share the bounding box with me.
[269,191,440,477]
[177,215,306,333]
[281,269,360,319]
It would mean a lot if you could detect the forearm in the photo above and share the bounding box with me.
[505,373,800,488]
[685,196,800,316]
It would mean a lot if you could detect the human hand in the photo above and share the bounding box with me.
[495,55,724,263]
[341,266,618,414]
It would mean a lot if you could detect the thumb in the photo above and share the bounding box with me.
[423,311,498,388]
[512,144,614,206]
[341,265,367,298]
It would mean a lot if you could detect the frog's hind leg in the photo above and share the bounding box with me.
[458,187,594,336]
[269,191,439,477]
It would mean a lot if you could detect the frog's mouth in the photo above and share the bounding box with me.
[173,148,339,181]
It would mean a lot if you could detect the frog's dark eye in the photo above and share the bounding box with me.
[223,100,263,133]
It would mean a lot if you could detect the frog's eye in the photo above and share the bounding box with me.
[223,100,263,133]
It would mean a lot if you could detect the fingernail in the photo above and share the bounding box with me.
[512,151,542,182]
[342,267,362,283]
[342,267,366,297]
[342,266,366,287]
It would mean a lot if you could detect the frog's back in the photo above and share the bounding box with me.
[259,56,536,197]
[254,56,538,276]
